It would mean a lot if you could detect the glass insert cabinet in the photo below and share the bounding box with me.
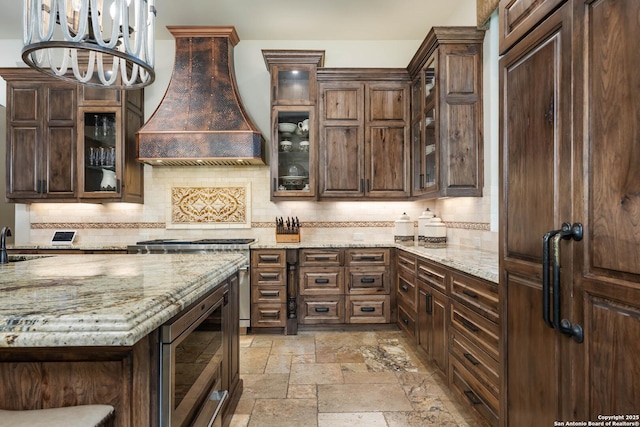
[79,109,122,197]
[263,49,325,200]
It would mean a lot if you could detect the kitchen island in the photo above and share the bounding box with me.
[0,253,246,426]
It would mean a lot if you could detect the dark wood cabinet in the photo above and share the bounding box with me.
[263,50,324,200]
[1,68,144,203]
[500,0,640,424]
[4,80,76,200]
[250,249,287,329]
[318,70,411,199]
[407,27,485,199]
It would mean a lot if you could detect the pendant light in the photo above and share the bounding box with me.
[22,0,156,89]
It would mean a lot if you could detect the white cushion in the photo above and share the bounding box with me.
[0,404,114,427]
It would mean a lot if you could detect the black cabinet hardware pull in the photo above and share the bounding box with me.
[402,317,409,325]
[260,291,279,297]
[462,289,479,299]
[314,256,331,261]
[262,312,278,318]
[315,307,330,313]
[360,307,375,312]
[542,223,584,343]
[464,390,482,405]
[463,352,480,366]
[461,319,479,333]
[401,284,409,292]
[360,277,375,284]
[358,256,377,261]
[314,278,330,284]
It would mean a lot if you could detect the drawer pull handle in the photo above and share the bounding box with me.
[463,352,480,366]
[260,291,280,297]
[260,273,280,280]
[360,307,375,313]
[357,256,378,261]
[401,284,409,292]
[315,307,330,313]
[315,278,330,284]
[313,256,332,261]
[262,312,279,319]
[260,255,280,262]
[462,319,480,333]
[462,289,479,299]
[360,277,375,284]
[402,317,409,325]
[426,293,433,315]
[464,390,482,405]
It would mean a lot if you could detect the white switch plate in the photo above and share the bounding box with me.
[353,232,364,241]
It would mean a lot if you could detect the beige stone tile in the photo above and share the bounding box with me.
[241,374,289,400]
[292,353,316,364]
[290,363,344,385]
[234,395,256,415]
[250,336,275,348]
[383,410,465,427]
[287,384,317,399]
[340,363,369,373]
[314,331,379,348]
[240,347,271,374]
[318,383,413,412]
[316,345,365,363]
[229,413,250,427]
[342,371,398,384]
[265,354,292,374]
[318,412,388,427]
[396,371,449,399]
[239,335,254,348]
[248,398,317,427]
[270,338,316,355]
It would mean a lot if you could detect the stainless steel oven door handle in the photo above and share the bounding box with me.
[192,385,229,427]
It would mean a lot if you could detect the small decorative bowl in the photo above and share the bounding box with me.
[298,141,310,152]
[278,122,297,134]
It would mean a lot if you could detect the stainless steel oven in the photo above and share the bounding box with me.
[127,238,253,330]
[160,284,228,427]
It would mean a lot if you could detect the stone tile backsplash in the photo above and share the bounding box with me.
[24,166,497,251]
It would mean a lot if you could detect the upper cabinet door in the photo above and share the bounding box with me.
[262,50,325,107]
[498,0,567,54]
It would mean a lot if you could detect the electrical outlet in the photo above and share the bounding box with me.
[353,232,364,241]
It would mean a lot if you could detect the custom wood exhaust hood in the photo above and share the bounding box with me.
[136,26,266,166]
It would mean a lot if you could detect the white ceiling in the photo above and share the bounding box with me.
[0,0,476,41]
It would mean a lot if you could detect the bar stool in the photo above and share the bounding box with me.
[0,404,114,427]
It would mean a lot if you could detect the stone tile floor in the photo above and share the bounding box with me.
[230,327,479,427]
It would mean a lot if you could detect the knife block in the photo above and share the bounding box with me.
[276,230,300,243]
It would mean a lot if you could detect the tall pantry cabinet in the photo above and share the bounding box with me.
[499,0,640,425]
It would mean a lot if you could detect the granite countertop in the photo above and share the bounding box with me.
[0,253,246,348]
[251,241,499,284]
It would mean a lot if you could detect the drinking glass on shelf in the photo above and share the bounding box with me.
[89,147,95,166]
[109,147,116,166]
[94,115,100,137]
[99,147,106,166]
[101,116,109,136]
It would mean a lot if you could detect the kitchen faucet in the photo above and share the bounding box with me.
[1,226,11,264]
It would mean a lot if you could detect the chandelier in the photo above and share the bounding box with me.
[22,0,156,89]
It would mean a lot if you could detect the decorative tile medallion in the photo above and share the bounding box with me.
[171,187,247,225]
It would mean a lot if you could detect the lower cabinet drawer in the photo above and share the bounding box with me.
[252,285,286,304]
[397,301,416,340]
[450,301,499,362]
[449,357,499,427]
[347,267,389,294]
[345,295,390,324]
[251,303,286,328]
[299,267,345,295]
[299,295,344,324]
[450,330,499,397]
